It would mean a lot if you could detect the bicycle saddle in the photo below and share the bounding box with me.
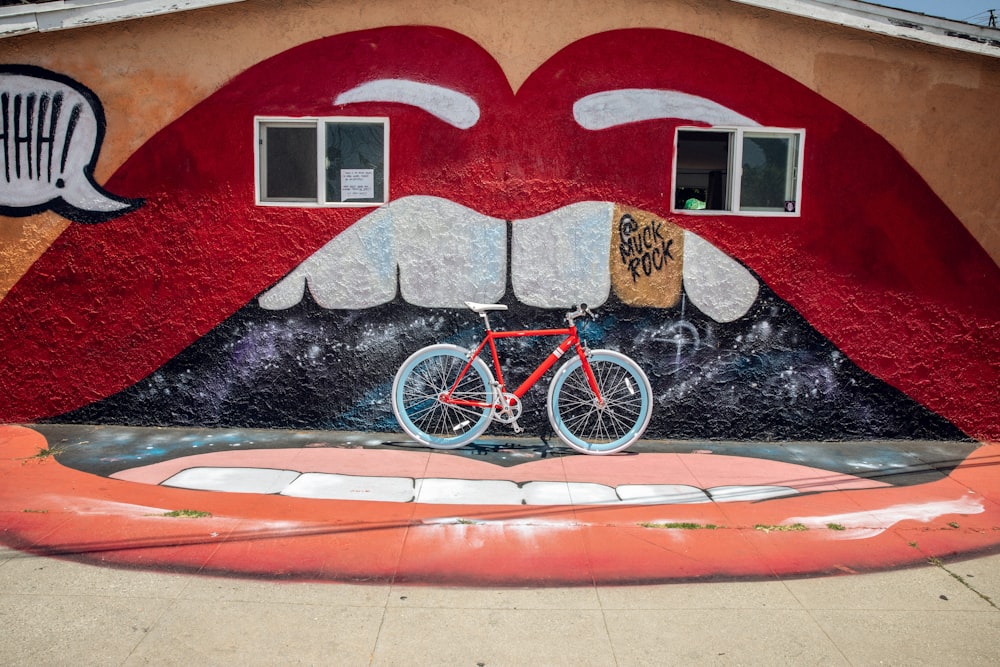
[465,301,508,313]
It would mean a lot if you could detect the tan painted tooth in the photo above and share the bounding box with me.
[394,196,507,308]
[511,201,612,308]
[682,231,759,323]
[610,205,684,308]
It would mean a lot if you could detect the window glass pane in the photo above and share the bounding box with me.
[674,130,730,211]
[325,122,385,204]
[739,134,797,211]
[263,125,317,201]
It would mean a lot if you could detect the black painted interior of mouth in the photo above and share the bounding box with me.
[47,277,970,453]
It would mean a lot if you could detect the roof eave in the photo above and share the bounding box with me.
[0,0,247,39]
[732,0,1000,58]
[1,0,998,60]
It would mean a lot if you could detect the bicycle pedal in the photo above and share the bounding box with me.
[511,421,524,434]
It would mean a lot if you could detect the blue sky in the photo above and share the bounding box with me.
[870,1,997,23]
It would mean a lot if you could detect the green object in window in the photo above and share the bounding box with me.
[684,198,706,210]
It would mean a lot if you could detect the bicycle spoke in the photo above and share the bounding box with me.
[549,352,651,454]
[393,345,494,448]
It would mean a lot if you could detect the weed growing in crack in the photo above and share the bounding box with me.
[161,509,212,518]
[754,523,808,533]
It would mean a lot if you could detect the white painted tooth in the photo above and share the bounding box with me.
[682,231,759,323]
[616,484,711,504]
[258,271,306,310]
[707,485,798,502]
[414,478,523,505]
[523,481,619,505]
[281,473,415,502]
[162,467,300,494]
[394,196,507,307]
[257,206,396,310]
[511,201,612,308]
[304,206,397,308]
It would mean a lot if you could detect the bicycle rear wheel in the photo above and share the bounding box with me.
[392,344,494,449]
[547,350,652,454]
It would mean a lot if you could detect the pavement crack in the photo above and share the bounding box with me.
[927,556,998,610]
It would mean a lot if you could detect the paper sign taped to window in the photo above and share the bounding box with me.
[341,169,374,200]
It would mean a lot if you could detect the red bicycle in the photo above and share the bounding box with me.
[391,302,652,455]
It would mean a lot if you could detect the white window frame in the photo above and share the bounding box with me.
[255,116,389,207]
[671,126,805,217]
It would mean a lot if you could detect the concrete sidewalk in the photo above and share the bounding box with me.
[1,543,998,665]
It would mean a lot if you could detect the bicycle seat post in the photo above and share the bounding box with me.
[479,311,494,331]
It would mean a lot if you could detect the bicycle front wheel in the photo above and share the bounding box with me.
[547,350,652,454]
[392,344,494,449]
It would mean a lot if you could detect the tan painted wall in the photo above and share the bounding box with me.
[1,0,997,297]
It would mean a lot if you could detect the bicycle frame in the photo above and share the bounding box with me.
[444,321,604,410]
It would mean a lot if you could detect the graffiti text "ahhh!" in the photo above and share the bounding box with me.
[0,66,141,223]
[618,213,674,282]
[0,91,80,187]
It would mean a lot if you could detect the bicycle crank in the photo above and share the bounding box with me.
[493,392,524,433]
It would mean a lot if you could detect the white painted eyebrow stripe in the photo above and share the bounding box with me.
[573,89,759,130]
[335,79,480,129]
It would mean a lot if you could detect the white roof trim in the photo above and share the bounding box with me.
[0,0,247,38]
[732,0,1000,58]
[0,0,997,59]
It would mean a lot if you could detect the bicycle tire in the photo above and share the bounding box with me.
[547,350,652,454]
[392,344,494,449]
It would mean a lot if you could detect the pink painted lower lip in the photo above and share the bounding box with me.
[3,425,1000,584]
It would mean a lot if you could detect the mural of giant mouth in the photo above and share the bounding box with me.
[46,202,969,442]
[0,27,997,583]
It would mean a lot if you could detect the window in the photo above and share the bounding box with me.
[673,128,803,215]
[256,117,388,206]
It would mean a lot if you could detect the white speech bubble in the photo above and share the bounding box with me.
[0,65,141,223]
